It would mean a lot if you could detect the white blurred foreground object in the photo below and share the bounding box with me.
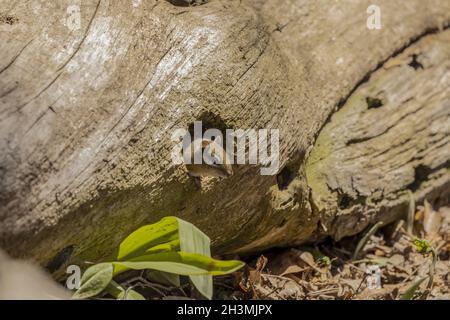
[0,250,71,300]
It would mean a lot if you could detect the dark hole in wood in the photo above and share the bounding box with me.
[366,96,384,109]
[338,194,352,209]
[408,164,433,192]
[45,245,75,273]
[277,166,295,190]
[408,54,424,70]
[407,160,450,192]
[188,111,228,138]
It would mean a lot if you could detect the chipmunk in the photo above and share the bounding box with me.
[185,138,233,186]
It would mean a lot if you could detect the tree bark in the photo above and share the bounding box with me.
[0,0,449,272]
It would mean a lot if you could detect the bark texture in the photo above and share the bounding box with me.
[0,0,449,272]
[306,29,450,241]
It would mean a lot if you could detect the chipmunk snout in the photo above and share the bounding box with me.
[185,138,234,180]
[217,165,233,178]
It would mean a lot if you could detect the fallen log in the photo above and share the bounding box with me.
[306,29,450,241]
[0,0,449,274]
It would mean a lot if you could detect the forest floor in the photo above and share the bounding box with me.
[218,207,449,300]
[121,202,449,300]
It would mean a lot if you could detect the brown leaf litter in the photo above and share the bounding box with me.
[216,203,449,300]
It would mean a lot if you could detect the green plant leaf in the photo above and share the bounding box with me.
[400,277,428,300]
[146,270,181,287]
[178,218,211,256]
[105,281,145,300]
[73,263,113,299]
[113,217,244,300]
[310,248,331,266]
[412,238,436,290]
[112,252,244,277]
[118,289,146,300]
[114,239,182,275]
[145,239,180,254]
[413,238,432,255]
[117,217,179,261]
[177,218,213,299]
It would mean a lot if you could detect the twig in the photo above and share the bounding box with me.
[354,273,369,294]
[121,276,170,297]
[307,287,339,297]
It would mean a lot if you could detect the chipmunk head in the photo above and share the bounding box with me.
[201,139,233,177]
[186,139,233,178]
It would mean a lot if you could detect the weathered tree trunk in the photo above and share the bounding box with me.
[0,0,449,273]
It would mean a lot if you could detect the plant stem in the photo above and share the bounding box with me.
[352,221,384,261]
[406,190,415,235]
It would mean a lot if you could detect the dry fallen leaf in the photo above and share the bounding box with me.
[228,205,450,301]
[423,201,442,237]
